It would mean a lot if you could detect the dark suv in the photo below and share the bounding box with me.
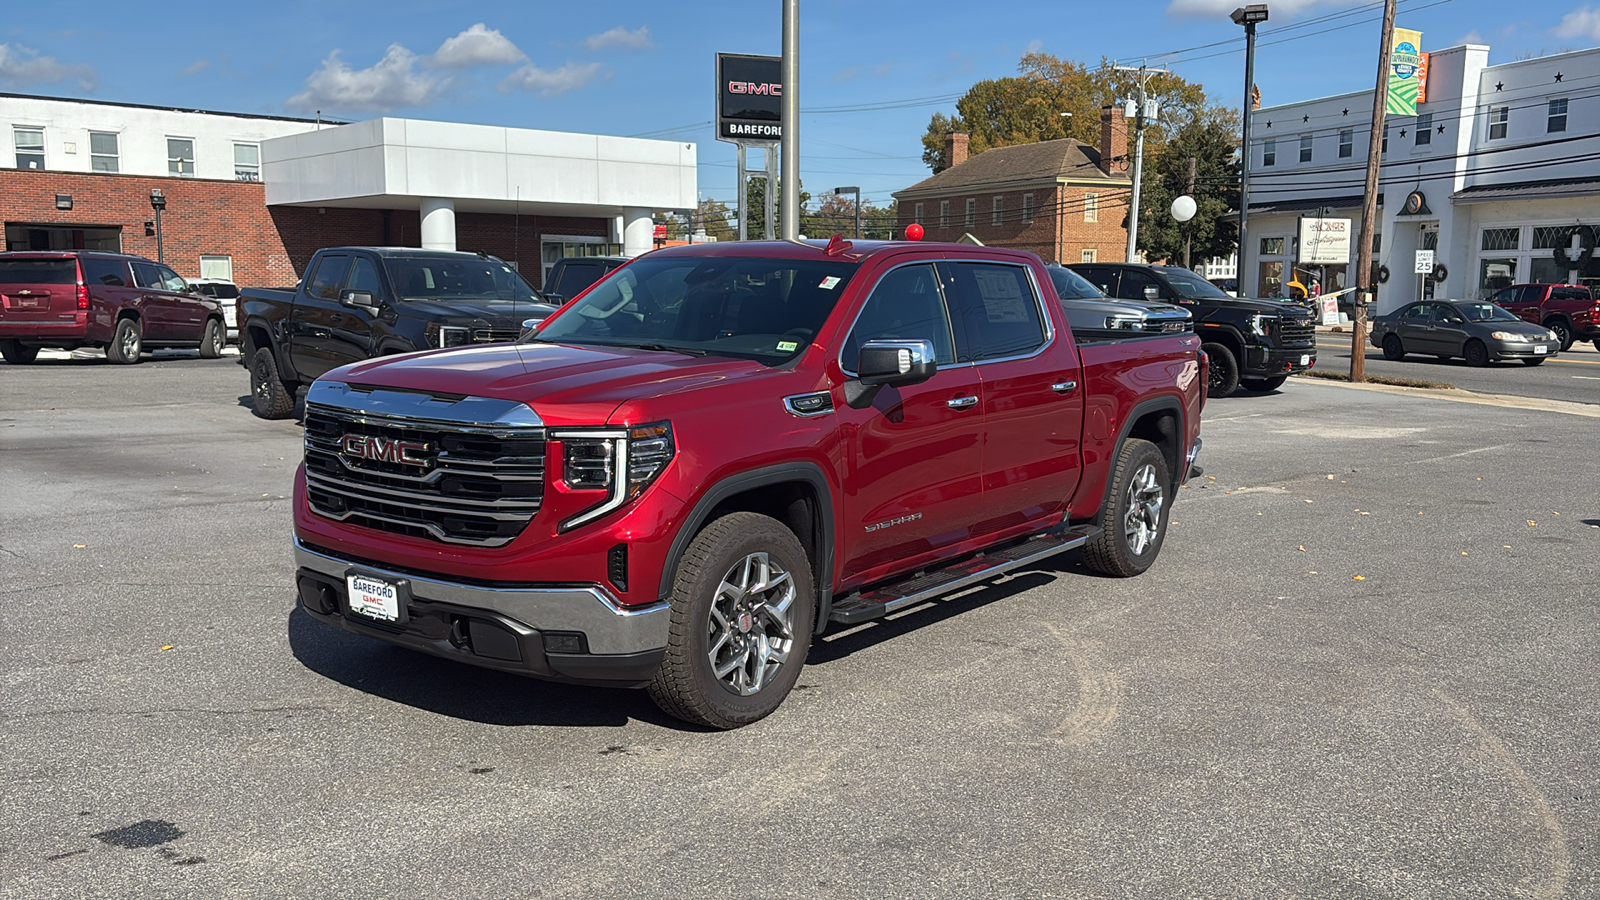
[542,255,629,304]
[1069,263,1317,397]
[0,251,225,365]
[1488,283,1599,351]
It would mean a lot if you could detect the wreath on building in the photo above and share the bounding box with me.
[1552,224,1596,268]
[1431,263,1448,283]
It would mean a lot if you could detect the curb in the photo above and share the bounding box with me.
[1288,374,1600,419]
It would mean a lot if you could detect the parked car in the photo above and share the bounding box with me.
[189,279,240,343]
[238,247,557,418]
[291,238,1204,729]
[1207,277,1239,297]
[0,251,225,365]
[1487,283,1600,351]
[1045,264,1192,339]
[542,255,629,304]
[1070,262,1316,397]
[1369,299,1560,366]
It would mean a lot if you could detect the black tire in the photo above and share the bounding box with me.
[0,340,39,365]
[199,318,223,359]
[647,512,815,730]
[249,347,297,419]
[1382,333,1406,361]
[1240,375,1288,392]
[1200,342,1240,398]
[106,317,142,365]
[1464,339,1490,368]
[1083,438,1171,578]
[1545,319,1574,352]
[1521,357,1546,366]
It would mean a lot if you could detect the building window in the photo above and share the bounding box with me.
[914,202,923,225]
[200,255,234,281]
[965,198,976,227]
[1299,134,1312,163]
[234,143,260,182]
[1262,139,1276,167]
[1548,98,1568,134]
[1481,227,1519,252]
[1338,129,1353,158]
[1416,113,1432,146]
[1022,193,1035,224]
[89,131,119,173]
[939,200,950,228]
[1486,105,1508,140]
[14,127,44,170]
[1084,192,1098,223]
[167,137,195,177]
[1261,237,1285,255]
[1081,249,1096,264]
[992,196,1003,225]
[1382,125,1389,154]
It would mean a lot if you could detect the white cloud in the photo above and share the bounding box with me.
[833,66,858,82]
[1167,0,1350,17]
[0,43,96,90]
[287,45,445,113]
[1024,39,1045,55]
[500,61,603,96]
[1554,5,1600,41]
[180,59,210,76]
[432,23,525,68]
[583,26,653,51]
[1455,30,1485,45]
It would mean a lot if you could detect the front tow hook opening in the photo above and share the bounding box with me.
[448,616,472,651]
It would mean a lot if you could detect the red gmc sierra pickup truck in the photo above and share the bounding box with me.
[291,238,1205,728]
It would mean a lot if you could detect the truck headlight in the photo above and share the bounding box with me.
[1248,314,1274,337]
[426,324,472,348]
[1104,315,1142,330]
[550,421,675,531]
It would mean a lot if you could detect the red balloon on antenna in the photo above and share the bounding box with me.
[904,223,924,241]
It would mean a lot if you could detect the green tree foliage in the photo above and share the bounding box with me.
[803,195,900,240]
[1124,109,1240,265]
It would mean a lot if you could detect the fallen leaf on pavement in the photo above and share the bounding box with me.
[1353,575,1366,581]
[1527,520,1537,527]
[72,544,86,549]
[1303,499,1314,504]
[159,645,173,651]
[1298,545,1306,551]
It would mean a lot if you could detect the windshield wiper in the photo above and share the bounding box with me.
[617,342,707,357]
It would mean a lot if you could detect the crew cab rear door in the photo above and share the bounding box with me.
[941,260,1083,534]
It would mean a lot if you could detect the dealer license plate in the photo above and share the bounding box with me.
[1300,354,1311,366]
[347,573,400,622]
[1534,345,1548,355]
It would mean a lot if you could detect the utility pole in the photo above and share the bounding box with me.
[779,0,800,241]
[1184,157,1197,269]
[1231,6,1267,280]
[1351,0,1397,383]
[1114,62,1166,263]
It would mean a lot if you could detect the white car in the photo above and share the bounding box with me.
[188,279,240,342]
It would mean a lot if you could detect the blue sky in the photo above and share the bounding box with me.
[4,0,1595,210]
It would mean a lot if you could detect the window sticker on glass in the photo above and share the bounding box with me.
[973,269,1029,322]
[777,340,798,352]
[818,276,842,290]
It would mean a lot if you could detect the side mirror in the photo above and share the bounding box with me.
[1143,285,1161,301]
[543,293,565,306]
[340,289,377,309]
[519,317,544,340]
[857,338,937,388]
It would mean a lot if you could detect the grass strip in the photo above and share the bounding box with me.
[1301,370,1456,390]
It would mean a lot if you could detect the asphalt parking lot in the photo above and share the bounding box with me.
[2,357,1597,898]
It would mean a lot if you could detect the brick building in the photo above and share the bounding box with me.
[3,94,696,289]
[894,107,1132,264]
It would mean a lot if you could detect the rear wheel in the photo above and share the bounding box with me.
[1382,333,1406,361]
[648,512,815,729]
[1240,375,1288,392]
[1200,342,1239,398]
[1464,339,1490,368]
[0,340,39,365]
[106,318,142,364]
[1083,438,1170,578]
[1545,319,1573,352]
[249,347,297,419]
[1521,357,1546,366]
[198,318,223,359]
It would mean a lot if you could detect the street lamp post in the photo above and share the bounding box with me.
[1230,4,1268,290]
[1172,194,1197,269]
[149,189,167,263]
[834,186,861,238]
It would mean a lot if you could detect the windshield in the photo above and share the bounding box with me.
[530,255,858,364]
[1048,267,1105,300]
[1159,268,1234,299]
[384,257,541,303]
[1458,302,1520,322]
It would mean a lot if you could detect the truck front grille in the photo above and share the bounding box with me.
[472,327,520,343]
[303,400,545,547]
[1278,318,1316,347]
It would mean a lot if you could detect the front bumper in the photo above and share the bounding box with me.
[1490,341,1559,360]
[1246,346,1316,376]
[293,538,668,686]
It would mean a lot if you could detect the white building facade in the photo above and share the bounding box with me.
[1240,44,1600,314]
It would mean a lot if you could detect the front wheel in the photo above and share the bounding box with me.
[1464,339,1490,368]
[1382,333,1406,361]
[249,347,297,419]
[1200,342,1239,398]
[1082,438,1171,578]
[106,318,142,364]
[648,512,815,729]
[0,340,39,365]
[198,318,223,359]
[1521,357,1546,366]
[1240,375,1288,392]
[1545,319,1573,352]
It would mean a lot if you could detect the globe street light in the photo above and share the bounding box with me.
[1171,194,1197,269]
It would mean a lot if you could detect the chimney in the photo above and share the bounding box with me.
[945,132,970,169]
[1099,106,1128,176]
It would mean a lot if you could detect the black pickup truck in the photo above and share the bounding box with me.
[238,247,557,418]
[1069,262,1317,397]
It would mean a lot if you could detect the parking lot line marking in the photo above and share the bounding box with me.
[1574,375,1600,380]
[1410,443,1511,464]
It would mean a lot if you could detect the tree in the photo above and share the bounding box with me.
[1126,109,1241,265]
[743,176,810,239]
[803,196,900,240]
[690,199,736,242]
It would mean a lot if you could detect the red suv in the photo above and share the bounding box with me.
[0,251,225,364]
[1489,283,1600,351]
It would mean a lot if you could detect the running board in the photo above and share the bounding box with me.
[828,525,1100,626]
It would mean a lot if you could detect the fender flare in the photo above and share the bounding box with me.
[657,462,838,633]
[1095,396,1188,521]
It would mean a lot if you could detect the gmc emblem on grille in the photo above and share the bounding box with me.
[341,435,432,466]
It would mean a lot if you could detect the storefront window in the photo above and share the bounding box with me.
[1477,258,1517,299]
[1258,261,1284,298]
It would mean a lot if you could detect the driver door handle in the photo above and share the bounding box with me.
[1051,381,1078,394]
[947,396,979,410]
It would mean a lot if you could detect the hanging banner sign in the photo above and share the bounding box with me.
[1387,28,1424,116]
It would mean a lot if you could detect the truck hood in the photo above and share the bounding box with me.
[1196,296,1313,316]
[395,297,549,323]
[326,341,776,424]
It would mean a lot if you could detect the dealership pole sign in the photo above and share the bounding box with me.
[717,53,783,143]
[1387,28,1424,116]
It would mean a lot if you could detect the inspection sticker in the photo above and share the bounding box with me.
[777,341,799,352]
[818,276,842,290]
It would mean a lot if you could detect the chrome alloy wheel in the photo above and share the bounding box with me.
[1123,463,1164,556]
[706,551,797,696]
[120,325,140,360]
